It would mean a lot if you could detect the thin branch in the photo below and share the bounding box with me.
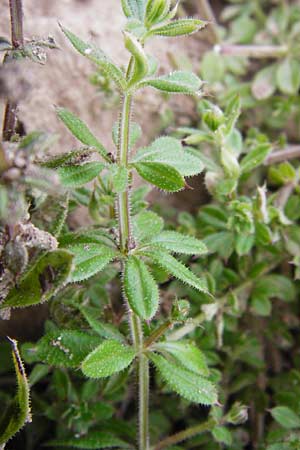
[265,145,300,165]
[215,44,288,59]
[153,419,215,450]
[2,0,24,141]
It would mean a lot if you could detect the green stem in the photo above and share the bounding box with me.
[117,92,149,450]
[153,418,215,450]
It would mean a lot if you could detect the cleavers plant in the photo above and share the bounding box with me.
[0,0,231,449]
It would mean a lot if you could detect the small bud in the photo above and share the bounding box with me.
[203,107,224,132]
[224,402,248,425]
[172,299,190,321]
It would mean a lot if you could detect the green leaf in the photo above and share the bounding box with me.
[149,231,207,255]
[212,426,232,445]
[35,330,101,368]
[134,161,185,191]
[124,256,159,319]
[150,353,217,405]
[60,229,115,248]
[68,243,117,282]
[133,137,204,176]
[58,162,105,187]
[121,0,146,20]
[60,26,127,90]
[144,249,209,294]
[145,0,171,26]
[124,31,149,85]
[82,340,135,378]
[151,19,207,37]
[132,210,164,243]
[1,250,73,309]
[241,143,272,174]
[252,275,296,303]
[45,431,131,448]
[252,65,277,100]
[0,339,31,447]
[251,295,272,317]
[142,71,202,94]
[79,306,125,342]
[200,50,225,83]
[56,107,109,161]
[270,406,300,429]
[276,58,300,95]
[154,341,209,376]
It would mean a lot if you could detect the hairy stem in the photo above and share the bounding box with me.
[117,92,149,449]
[2,0,24,141]
[153,418,215,450]
[215,44,288,59]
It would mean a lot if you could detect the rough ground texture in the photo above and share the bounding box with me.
[0,0,210,152]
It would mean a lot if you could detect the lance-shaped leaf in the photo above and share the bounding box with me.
[124,31,149,85]
[0,338,31,447]
[1,250,73,309]
[276,58,300,95]
[109,164,129,193]
[150,18,207,37]
[133,136,204,176]
[140,70,202,94]
[35,331,101,368]
[124,256,159,319]
[154,341,210,376]
[56,107,110,161]
[121,0,146,20]
[79,306,125,342]
[60,26,127,91]
[149,231,208,255]
[45,431,131,449]
[150,353,217,405]
[134,161,185,191]
[68,243,117,282]
[58,162,105,187]
[270,406,300,429]
[143,248,209,294]
[82,340,136,378]
[241,143,272,174]
[60,229,116,249]
[132,210,164,243]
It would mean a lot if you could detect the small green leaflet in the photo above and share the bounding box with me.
[212,427,232,446]
[143,249,209,294]
[149,231,208,255]
[154,341,209,376]
[132,136,204,176]
[276,58,300,95]
[56,107,109,161]
[150,19,207,37]
[82,340,136,378]
[150,353,217,405]
[145,0,170,26]
[79,306,125,342]
[67,243,117,282]
[0,250,73,309]
[35,330,101,368]
[141,71,202,94]
[0,338,31,447]
[124,256,159,319]
[124,31,149,85]
[58,162,105,187]
[121,0,146,20]
[252,64,277,100]
[45,431,131,448]
[134,161,185,192]
[60,228,116,248]
[132,210,164,243]
[270,406,300,429]
[60,26,127,91]
[241,143,272,174]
